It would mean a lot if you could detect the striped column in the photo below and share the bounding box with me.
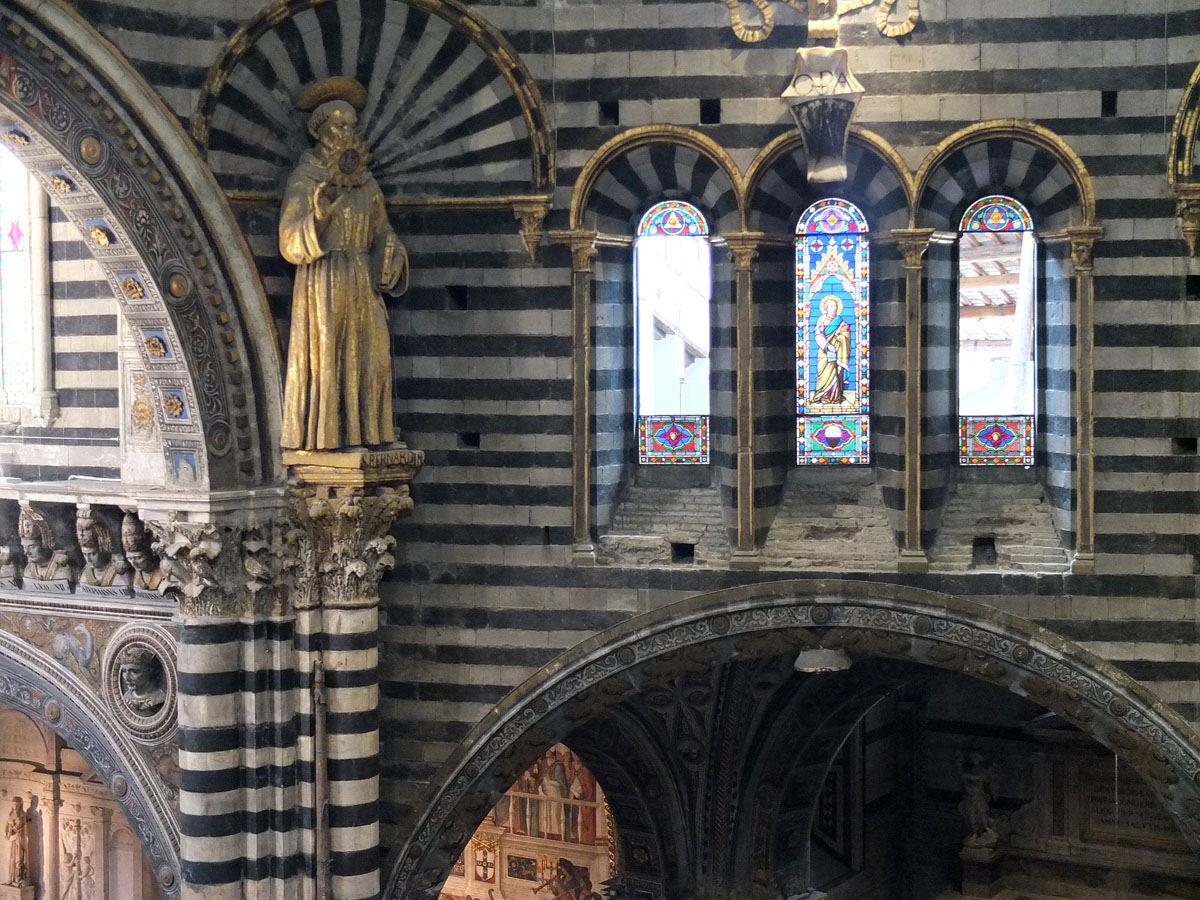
[286,449,422,900]
[178,609,246,900]
[155,507,300,900]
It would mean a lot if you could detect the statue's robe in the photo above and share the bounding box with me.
[280,152,408,449]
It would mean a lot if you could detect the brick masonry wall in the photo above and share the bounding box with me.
[61,0,1200,857]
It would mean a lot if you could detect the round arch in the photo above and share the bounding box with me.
[913,119,1096,231]
[0,0,282,488]
[384,580,1200,900]
[0,630,179,898]
[193,0,555,198]
[743,127,915,236]
[569,126,746,234]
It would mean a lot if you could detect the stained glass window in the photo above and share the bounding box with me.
[957,195,1035,467]
[636,201,711,464]
[0,144,33,406]
[796,199,869,465]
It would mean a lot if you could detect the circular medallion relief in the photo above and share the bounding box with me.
[102,625,177,743]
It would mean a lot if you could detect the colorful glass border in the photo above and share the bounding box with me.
[797,197,868,235]
[796,198,870,465]
[639,414,710,464]
[960,194,1033,233]
[637,200,709,237]
[959,415,1034,466]
[797,415,870,465]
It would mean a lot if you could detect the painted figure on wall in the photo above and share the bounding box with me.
[4,796,27,886]
[813,294,851,405]
[280,77,409,451]
[534,857,599,900]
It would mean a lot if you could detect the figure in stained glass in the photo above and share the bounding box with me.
[796,199,870,464]
[814,295,851,405]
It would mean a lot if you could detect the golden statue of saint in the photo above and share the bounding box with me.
[280,78,409,450]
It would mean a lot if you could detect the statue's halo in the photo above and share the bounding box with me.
[298,77,367,114]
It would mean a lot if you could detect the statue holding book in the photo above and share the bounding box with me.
[280,77,409,451]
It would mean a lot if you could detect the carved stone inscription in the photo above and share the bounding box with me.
[1080,761,1189,853]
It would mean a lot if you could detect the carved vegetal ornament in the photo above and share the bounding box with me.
[722,0,921,43]
[721,1,923,184]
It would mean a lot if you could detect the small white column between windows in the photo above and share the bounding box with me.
[27,175,57,426]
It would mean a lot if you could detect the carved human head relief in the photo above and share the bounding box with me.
[17,506,50,565]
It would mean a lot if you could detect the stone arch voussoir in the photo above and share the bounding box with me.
[0,630,179,898]
[0,1,282,488]
[385,580,1200,900]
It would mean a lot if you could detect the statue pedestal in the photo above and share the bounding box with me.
[0,884,35,900]
[960,845,1003,899]
[283,444,422,488]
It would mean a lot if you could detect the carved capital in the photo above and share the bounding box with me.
[570,235,599,272]
[724,233,763,269]
[288,484,411,610]
[1176,185,1200,256]
[1065,226,1104,271]
[513,198,551,263]
[147,515,244,620]
[891,228,935,269]
[286,446,422,612]
[243,518,303,619]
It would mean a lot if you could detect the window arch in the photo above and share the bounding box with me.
[796,198,870,465]
[635,200,711,464]
[0,143,34,408]
[957,195,1035,466]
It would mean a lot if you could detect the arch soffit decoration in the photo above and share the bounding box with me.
[384,579,1200,900]
[742,127,916,236]
[192,0,554,198]
[0,0,282,488]
[1169,60,1200,254]
[0,629,180,898]
[569,125,747,234]
[912,119,1097,232]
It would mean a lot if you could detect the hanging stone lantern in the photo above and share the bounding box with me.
[781,46,864,184]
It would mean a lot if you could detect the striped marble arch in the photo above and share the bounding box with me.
[194,0,553,201]
[745,131,912,236]
[915,130,1086,232]
[572,130,743,237]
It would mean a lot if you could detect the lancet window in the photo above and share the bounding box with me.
[635,200,711,464]
[957,195,1036,466]
[796,198,870,465]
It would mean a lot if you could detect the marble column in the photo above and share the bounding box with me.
[286,448,422,900]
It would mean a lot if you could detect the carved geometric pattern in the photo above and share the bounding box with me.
[0,7,273,487]
[384,583,1200,900]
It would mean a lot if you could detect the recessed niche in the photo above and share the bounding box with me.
[598,100,620,126]
[971,536,998,567]
[445,285,468,310]
[1101,90,1118,118]
[700,98,721,124]
[670,542,696,564]
[458,432,481,449]
[1171,437,1198,455]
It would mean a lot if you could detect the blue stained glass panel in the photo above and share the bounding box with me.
[796,199,869,465]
